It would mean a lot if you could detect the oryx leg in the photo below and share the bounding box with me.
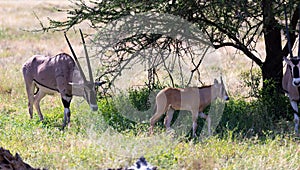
[191,110,199,137]
[164,108,175,131]
[149,104,168,134]
[33,90,46,121]
[200,112,211,136]
[61,95,72,129]
[290,100,299,134]
[55,72,72,129]
[25,81,35,119]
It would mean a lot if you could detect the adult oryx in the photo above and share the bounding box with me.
[283,57,300,134]
[149,77,229,137]
[282,5,300,134]
[22,30,103,128]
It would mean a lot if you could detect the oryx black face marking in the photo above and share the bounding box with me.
[291,58,300,65]
[291,58,300,78]
[293,66,300,78]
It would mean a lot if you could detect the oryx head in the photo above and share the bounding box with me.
[213,76,229,101]
[69,65,98,111]
[65,30,99,111]
[284,57,300,87]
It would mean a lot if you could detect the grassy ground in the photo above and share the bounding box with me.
[1,111,300,169]
[1,1,300,170]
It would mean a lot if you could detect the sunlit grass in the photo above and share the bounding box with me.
[1,100,300,169]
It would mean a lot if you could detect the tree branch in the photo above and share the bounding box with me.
[214,42,263,67]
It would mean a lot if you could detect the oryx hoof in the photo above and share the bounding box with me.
[61,122,71,130]
[148,127,154,136]
[166,128,175,137]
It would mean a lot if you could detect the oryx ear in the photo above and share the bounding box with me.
[283,57,290,64]
[284,57,294,66]
[214,79,219,84]
[95,81,106,86]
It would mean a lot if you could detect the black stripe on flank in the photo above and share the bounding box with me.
[33,79,59,92]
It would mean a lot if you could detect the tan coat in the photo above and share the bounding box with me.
[149,79,229,137]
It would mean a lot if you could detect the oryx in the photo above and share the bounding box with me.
[282,5,300,134]
[22,30,103,128]
[283,57,300,134]
[149,77,229,137]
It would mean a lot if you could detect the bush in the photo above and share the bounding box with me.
[98,98,136,133]
[128,87,151,111]
[99,80,294,139]
[224,70,293,137]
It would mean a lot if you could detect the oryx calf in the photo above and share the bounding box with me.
[149,78,229,137]
[22,30,103,129]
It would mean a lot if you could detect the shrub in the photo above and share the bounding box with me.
[128,87,151,111]
[216,73,293,138]
[98,98,136,133]
[99,78,294,139]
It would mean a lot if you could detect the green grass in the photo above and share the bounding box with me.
[0,89,300,170]
[1,105,300,170]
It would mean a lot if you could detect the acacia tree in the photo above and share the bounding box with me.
[41,0,300,94]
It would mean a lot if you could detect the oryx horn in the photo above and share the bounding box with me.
[298,5,300,57]
[64,31,87,82]
[79,29,94,83]
[220,75,224,84]
[284,3,294,58]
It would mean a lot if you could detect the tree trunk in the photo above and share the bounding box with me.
[262,0,283,94]
[261,26,283,94]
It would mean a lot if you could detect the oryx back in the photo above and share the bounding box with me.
[22,53,75,95]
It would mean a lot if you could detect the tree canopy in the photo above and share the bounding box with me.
[39,0,300,93]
